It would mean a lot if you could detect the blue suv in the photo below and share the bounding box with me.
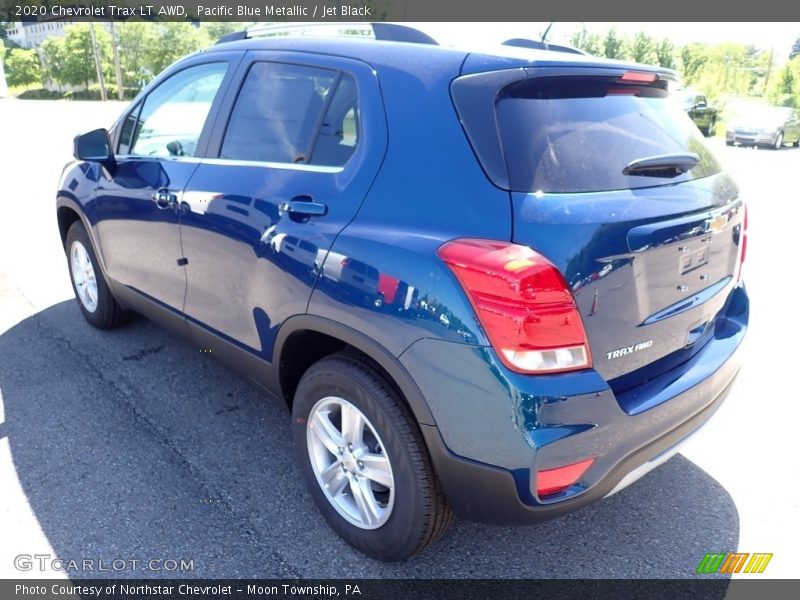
[57,26,749,561]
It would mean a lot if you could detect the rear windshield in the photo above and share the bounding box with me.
[496,76,721,193]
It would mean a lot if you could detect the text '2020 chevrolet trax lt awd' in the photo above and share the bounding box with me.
[57,26,749,561]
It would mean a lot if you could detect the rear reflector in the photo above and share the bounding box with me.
[537,458,595,496]
[437,239,592,374]
[617,71,658,83]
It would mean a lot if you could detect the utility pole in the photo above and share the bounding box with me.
[89,22,107,101]
[109,22,124,100]
[764,46,774,95]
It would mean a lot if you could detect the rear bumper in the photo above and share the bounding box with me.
[404,284,748,523]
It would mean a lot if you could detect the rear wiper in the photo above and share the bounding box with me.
[623,153,700,178]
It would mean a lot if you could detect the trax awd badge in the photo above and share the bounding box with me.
[606,340,653,361]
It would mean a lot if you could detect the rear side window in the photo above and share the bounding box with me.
[220,62,359,166]
[496,76,721,193]
[310,74,359,166]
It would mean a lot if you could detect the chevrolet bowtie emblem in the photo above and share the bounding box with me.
[705,213,728,235]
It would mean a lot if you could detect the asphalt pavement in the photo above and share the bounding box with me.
[0,99,797,578]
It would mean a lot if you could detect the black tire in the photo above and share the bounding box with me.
[793,138,800,148]
[65,221,129,329]
[705,118,716,137]
[773,132,784,150]
[292,353,453,561]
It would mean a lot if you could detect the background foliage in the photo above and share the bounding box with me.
[2,22,799,110]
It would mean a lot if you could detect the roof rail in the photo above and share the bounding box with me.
[216,22,438,46]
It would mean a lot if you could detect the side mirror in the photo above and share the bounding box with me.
[74,129,116,172]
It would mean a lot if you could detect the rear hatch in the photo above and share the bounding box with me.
[455,67,745,384]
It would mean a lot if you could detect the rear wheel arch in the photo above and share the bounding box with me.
[273,315,436,427]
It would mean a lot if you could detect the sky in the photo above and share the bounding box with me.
[409,23,799,64]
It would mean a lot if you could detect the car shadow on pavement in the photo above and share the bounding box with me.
[0,300,739,579]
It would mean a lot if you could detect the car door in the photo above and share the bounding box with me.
[179,52,387,377]
[94,54,240,322]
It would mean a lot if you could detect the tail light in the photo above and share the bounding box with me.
[738,205,747,282]
[437,239,592,374]
[537,458,595,496]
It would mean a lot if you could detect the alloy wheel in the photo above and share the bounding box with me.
[306,396,395,529]
[70,240,98,313]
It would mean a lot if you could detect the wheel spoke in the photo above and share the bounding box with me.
[309,410,344,456]
[86,283,97,305]
[340,402,364,447]
[319,461,348,496]
[360,452,393,489]
[349,475,381,527]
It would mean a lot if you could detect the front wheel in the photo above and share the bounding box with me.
[65,221,129,329]
[292,354,453,561]
[773,132,784,150]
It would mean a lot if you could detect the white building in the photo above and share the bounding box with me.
[6,21,70,49]
[6,21,112,49]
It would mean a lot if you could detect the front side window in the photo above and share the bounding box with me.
[221,62,359,166]
[124,62,227,158]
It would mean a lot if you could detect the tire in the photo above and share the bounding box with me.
[65,221,129,329]
[773,132,784,150]
[292,353,453,561]
[706,118,716,137]
[793,138,800,148]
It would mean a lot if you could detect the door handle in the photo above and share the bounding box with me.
[152,189,178,210]
[279,196,327,218]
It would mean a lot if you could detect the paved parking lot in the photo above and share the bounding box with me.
[0,99,798,578]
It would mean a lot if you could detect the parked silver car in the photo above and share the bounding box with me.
[726,106,800,149]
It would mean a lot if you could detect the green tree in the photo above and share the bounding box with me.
[41,37,67,90]
[680,43,709,81]
[4,48,41,88]
[145,23,211,76]
[629,32,657,65]
[767,59,800,108]
[569,24,602,56]
[55,23,112,88]
[118,22,158,88]
[202,22,243,42]
[602,28,627,60]
[655,38,676,69]
[790,35,800,60]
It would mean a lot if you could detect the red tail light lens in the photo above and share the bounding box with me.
[537,458,595,496]
[437,239,592,374]
[617,71,658,83]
